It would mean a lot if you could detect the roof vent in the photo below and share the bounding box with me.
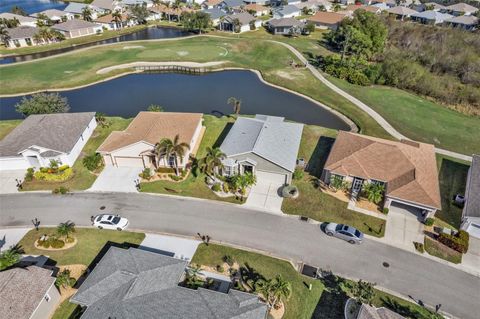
[400,139,420,148]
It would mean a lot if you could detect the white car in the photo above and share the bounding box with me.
[93,214,129,231]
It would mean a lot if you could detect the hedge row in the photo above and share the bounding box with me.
[438,230,469,254]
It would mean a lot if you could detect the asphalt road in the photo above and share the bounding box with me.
[1,192,478,318]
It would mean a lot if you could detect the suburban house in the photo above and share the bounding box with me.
[64,2,100,19]
[355,303,405,319]
[267,17,305,35]
[273,5,301,19]
[244,3,270,16]
[202,7,227,25]
[0,12,37,27]
[202,0,224,9]
[94,13,135,30]
[295,0,332,13]
[219,12,261,32]
[386,6,418,20]
[217,0,246,12]
[219,115,303,185]
[52,19,103,38]
[0,266,61,319]
[4,26,39,48]
[90,0,123,13]
[411,10,454,24]
[244,0,271,5]
[97,112,204,169]
[445,3,478,16]
[461,154,480,238]
[31,9,74,23]
[445,15,478,30]
[420,2,446,12]
[149,5,193,22]
[307,11,347,30]
[0,112,96,171]
[321,131,441,219]
[70,247,268,319]
[122,0,154,7]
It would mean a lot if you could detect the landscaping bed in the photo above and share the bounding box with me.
[424,237,462,264]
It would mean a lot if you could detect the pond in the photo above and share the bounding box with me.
[0,0,66,14]
[0,70,351,130]
[0,27,192,64]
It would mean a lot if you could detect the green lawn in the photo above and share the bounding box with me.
[0,119,21,140]
[51,299,82,319]
[192,243,441,319]
[17,228,145,266]
[21,117,131,191]
[327,75,480,155]
[283,125,386,237]
[436,155,470,229]
[424,237,462,264]
[140,115,240,203]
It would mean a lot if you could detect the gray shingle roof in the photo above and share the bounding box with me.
[220,115,304,172]
[464,155,480,218]
[411,10,453,22]
[275,5,300,16]
[71,247,267,319]
[53,19,101,32]
[223,12,257,25]
[0,12,37,24]
[202,8,227,20]
[0,112,95,157]
[31,9,69,19]
[221,0,246,8]
[268,17,304,28]
[64,2,89,14]
[5,26,38,40]
[0,266,56,319]
[446,14,479,25]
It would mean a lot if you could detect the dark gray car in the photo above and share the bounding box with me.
[325,223,364,244]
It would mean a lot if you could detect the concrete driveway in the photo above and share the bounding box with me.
[0,228,31,252]
[385,203,424,251]
[463,237,480,274]
[89,166,142,193]
[245,174,284,213]
[0,170,25,194]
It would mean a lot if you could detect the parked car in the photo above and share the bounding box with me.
[325,223,363,244]
[93,214,129,231]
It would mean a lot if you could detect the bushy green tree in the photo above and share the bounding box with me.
[181,11,212,34]
[83,153,102,171]
[256,275,292,309]
[147,104,164,112]
[0,245,23,270]
[55,269,76,289]
[352,279,376,305]
[15,93,69,116]
[130,3,150,24]
[362,182,385,204]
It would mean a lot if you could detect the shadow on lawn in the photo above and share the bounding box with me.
[213,122,234,149]
[306,136,335,178]
[239,262,266,292]
[311,270,349,319]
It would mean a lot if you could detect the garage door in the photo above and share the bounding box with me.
[114,157,144,168]
[390,201,423,218]
[256,170,286,185]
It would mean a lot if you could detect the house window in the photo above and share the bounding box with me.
[370,179,384,186]
[44,294,51,302]
[13,39,20,48]
[25,38,32,46]
[224,166,232,176]
[168,156,176,167]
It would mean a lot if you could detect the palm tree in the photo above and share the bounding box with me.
[112,10,123,29]
[199,147,226,177]
[154,135,190,176]
[256,275,292,309]
[232,18,241,33]
[227,97,242,116]
[362,183,385,204]
[82,7,93,22]
[185,264,204,289]
[55,269,76,289]
[57,220,76,239]
[11,5,26,16]
[0,245,24,271]
[0,25,10,44]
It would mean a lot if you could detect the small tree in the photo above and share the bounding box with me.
[147,104,164,112]
[330,175,344,191]
[83,153,102,171]
[57,220,76,239]
[199,147,226,177]
[351,279,376,305]
[55,269,76,289]
[0,245,24,271]
[256,275,292,309]
[185,264,204,289]
[11,6,26,16]
[362,182,385,204]
[227,97,242,116]
[95,112,108,127]
[305,22,315,34]
[81,7,92,22]
[15,93,69,116]
[130,3,150,24]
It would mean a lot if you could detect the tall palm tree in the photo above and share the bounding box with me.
[57,220,76,239]
[362,183,385,204]
[0,25,10,44]
[232,18,241,33]
[154,135,190,176]
[227,97,242,116]
[55,269,75,289]
[199,147,226,177]
[82,7,93,22]
[0,245,24,270]
[257,275,292,309]
[112,10,123,29]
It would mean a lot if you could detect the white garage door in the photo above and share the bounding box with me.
[0,157,30,171]
[256,170,286,185]
[114,157,144,168]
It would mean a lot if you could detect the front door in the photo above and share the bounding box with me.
[243,165,253,174]
[352,178,364,193]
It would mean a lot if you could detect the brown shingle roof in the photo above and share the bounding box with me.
[97,112,203,153]
[325,131,441,209]
[94,13,129,23]
[308,11,347,24]
[0,266,56,319]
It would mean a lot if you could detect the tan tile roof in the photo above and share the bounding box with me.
[244,4,269,12]
[97,112,202,153]
[94,13,129,23]
[325,131,441,209]
[308,11,347,24]
[203,0,224,6]
[150,4,193,15]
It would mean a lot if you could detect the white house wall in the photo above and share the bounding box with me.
[30,282,61,319]
[63,116,97,166]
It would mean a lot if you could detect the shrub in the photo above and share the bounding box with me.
[181,169,187,177]
[140,168,152,180]
[216,265,225,272]
[65,237,75,243]
[438,230,469,254]
[157,167,175,174]
[293,168,304,180]
[25,167,34,181]
[169,174,182,181]
[82,153,102,171]
[282,185,299,198]
[413,241,424,253]
[223,255,234,266]
[211,183,221,192]
[58,164,69,172]
[424,217,435,226]
[222,182,230,193]
[382,207,389,215]
[40,167,49,173]
[35,167,73,182]
[50,239,65,249]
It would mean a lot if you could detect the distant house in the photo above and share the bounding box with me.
[122,0,154,7]
[0,266,61,319]
[149,5,194,22]
[90,0,123,13]
[273,5,301,19]
[94,13,135,30]
[31,9,74,23]
[71,247,268,319]
[3,26,39,48]
[445,14,478,31]
[0,112,96,171]
[355,303,405,319]
[295,0,332,13]
[346,4,383,14]
[202,8,227,25]
[267,17,305,35]
[365,0,398,8]
[244,0,271,5]
[52,19,103,38]
[219,12,261,32]
[445,3,479,16]
[217,0,246,12]
[411,10,454,24]
[64,3,100,19]
[219,115,303,185]
[97,112,204,169]
[461,155,480,238]
[307,11,347,30]
[321,131,441,219]
[420,2,446,12]
[202,0,224,8]
[386,6,418,20]
[0,12,37,27]
[244,3,270,16]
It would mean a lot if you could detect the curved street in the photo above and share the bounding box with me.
[0,192,478,319]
